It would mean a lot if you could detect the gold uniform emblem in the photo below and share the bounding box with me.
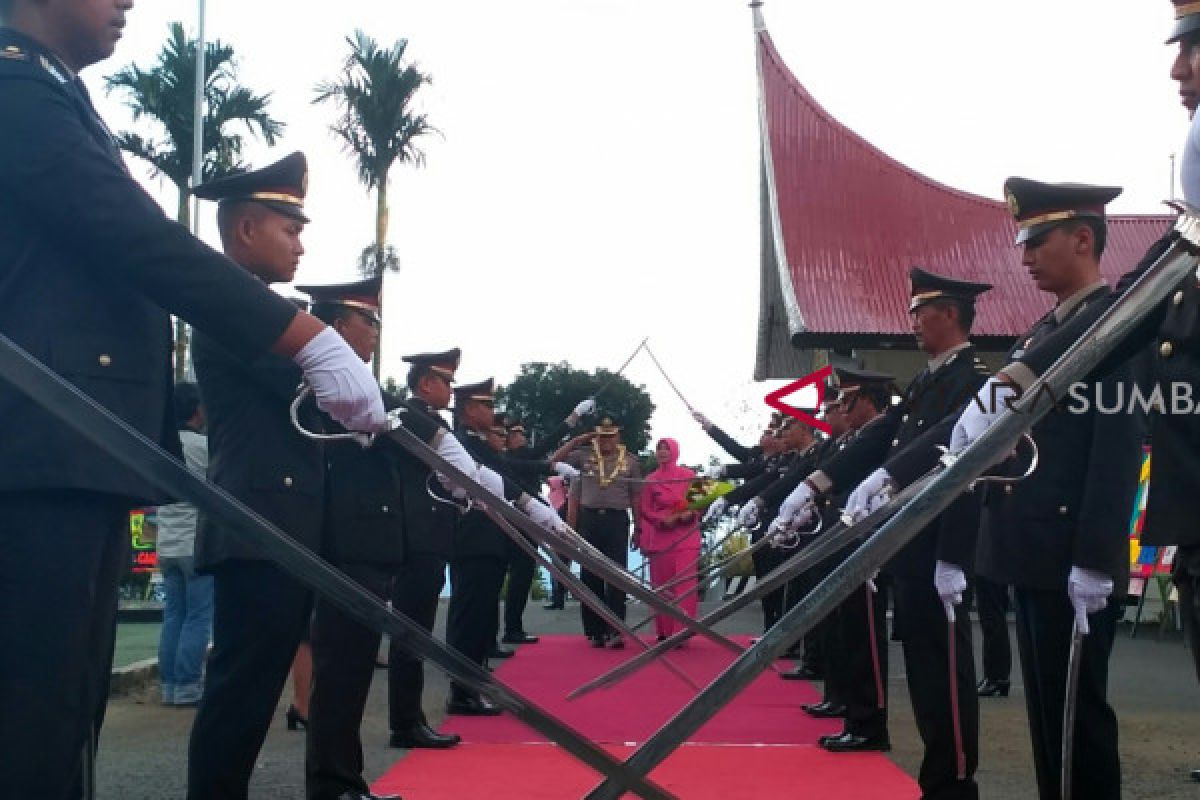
[1005,190,1020,217]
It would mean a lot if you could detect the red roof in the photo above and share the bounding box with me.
[754,24,1172,373]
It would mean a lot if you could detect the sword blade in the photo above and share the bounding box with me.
[1061,624,1086,800]
[0,333,676,800]
[582,220,1200,800]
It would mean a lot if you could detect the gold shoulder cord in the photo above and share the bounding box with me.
[590,439,628,488]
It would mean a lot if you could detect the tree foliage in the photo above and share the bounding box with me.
[497,362,656,454]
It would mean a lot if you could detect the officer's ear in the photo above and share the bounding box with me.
[1071,223,1095,258]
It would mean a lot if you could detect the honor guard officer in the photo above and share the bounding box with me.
[385,348,465,749]
[186,152,384,799]
[778,269,990,798]
[952,6,1200,782]
[563,415,643,648]
[0,1,381,791]
[498,418,550,645]
[942,180,1148,800]
[446,378,516,714]
[297,276,408,800]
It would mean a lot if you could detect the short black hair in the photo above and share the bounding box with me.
[173,382,202,429]
[928,297,975,333]
[1062,218,1107,259]
[407,363,433,392]
[215,199,268,246]
[310,302,354,328]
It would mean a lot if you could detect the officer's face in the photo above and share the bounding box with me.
[239,210,305,284]
[1021,226,1083,296]
[53,0,132,70]
[1171,33,1200,117]
[910,304,953,354]
[507,430,527,450]
[333,309,379,363]
[418,372,453,410]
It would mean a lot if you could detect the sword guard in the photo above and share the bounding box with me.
[290,384,375,445]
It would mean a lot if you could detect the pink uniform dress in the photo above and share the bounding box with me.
[637,439,701,638]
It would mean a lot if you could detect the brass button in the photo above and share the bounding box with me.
[917,419,924,427]
[1058,505,1068,515]
[1160,341,1174,358]
[97,354,112,367]
[1174,290,1185,306]
[381,504,390,513]
[1004,485,1013,495]
[901,415,909,423]
[891,439,900,447]
[283,476,294,487]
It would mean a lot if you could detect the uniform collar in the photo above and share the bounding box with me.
[927,341,971,372]
[1053,280,1108,324]
[0,27,76,81]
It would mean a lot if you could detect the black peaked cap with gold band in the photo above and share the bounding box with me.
[594,414,620,435]
[454,378,495,405]
[834,366,894,395]
[1169,0,1200,43]
[295,275,382,326]
[908,267,992,313]
[402,347,461,383]
[193,151,310,223]
[1003,177,1122,246]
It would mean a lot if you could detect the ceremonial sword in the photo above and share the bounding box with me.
[0,333,676,800]
[1061,617,1087,800]
[581,207,1200,800]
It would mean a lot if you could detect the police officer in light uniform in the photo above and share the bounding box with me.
[0,7,380,794]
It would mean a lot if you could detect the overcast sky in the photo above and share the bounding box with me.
[84,0,1188,464]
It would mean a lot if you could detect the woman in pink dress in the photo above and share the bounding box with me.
[636,438,701,639]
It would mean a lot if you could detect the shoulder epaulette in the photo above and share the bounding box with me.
[0,44,28,62]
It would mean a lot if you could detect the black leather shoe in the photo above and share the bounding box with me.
[976,678,1011,697]
[1190,769,1200,782]
[446,694,503,716]
[502,632,540,644]
[801,701,847,718]
[589,635,606,648]
[820,732,891,752]
[606,634,625,649]
[817,731,844,746]
[284,704,308,731]
[780,666,822,681]
[390,722,462,749]
[543,602,565,610]
[487,645,515,659]
[335,793,401,800]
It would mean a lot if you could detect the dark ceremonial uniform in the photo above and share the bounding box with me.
[813,269,991,799]
[1005,225,1200,700]
[446,379,529,711]
[565,416,643,643]
[385,350,461,741]
[705,422,765,464]
[499,423,553,642]
[0,29,300,797]
[145,152,318,800]
[963,178,1144,800]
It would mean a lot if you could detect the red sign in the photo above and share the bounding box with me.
[764,365,832,435]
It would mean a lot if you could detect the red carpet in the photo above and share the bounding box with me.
[373,634,919,798]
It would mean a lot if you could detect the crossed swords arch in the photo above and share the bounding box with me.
[4,207,1197,799]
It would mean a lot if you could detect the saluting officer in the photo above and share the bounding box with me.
[183,154,384,799]
[778,269,991,799]
[386,348,464,749]
[0,7,380,795]
[562,414,643,648]
[954,6,1200,783]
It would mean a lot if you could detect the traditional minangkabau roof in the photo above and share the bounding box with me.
[752,10,1174,379]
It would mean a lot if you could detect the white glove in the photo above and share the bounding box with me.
[702,497,728,525]
[573,397,596,417]
[1068,566,1113,634]
[553,462,580,479]
[292,327,387,432]
[476,465,505,498]
[776,482,816,532]
[950,378,1016,454]
[704,464,726,480]
[433,432,481,494]
[736,498,762,528]
[692,410,712,429]
[934,560,967,607]
[844,468,892,523]
[520,496,567,534]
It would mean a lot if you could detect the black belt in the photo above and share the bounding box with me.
[583,507,628,517]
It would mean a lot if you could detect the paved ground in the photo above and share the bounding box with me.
[97,597,1199,799]
[113,621,161,668]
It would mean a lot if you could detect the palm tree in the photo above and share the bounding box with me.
[315,30,437,377]
[106,22,284,379]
